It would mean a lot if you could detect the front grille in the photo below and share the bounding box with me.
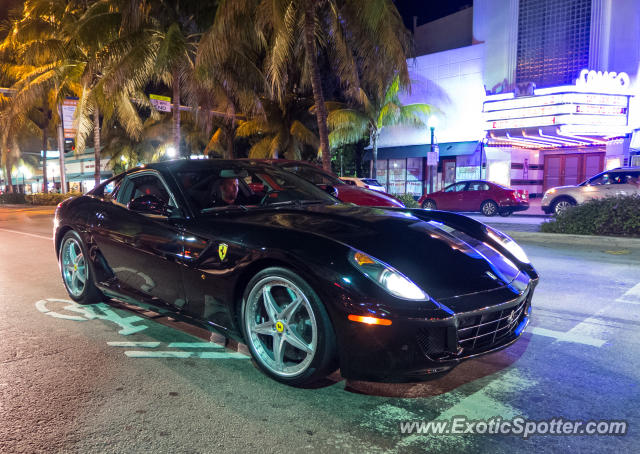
[456,298,527,352]
[416,326,447,357]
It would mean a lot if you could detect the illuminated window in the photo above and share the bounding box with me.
[516,0,591,87]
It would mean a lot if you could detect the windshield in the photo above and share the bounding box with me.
[175,164,338,213]
[279,164,344,186]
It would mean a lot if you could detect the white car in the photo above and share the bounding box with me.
[541,167,640,215]
[340,177,386,192]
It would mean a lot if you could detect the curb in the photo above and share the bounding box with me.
[505,230,640,251]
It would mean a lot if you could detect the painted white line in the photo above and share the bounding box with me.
[125,351,192,358]
[0,228,51,240]
[615,282,640,305]
[167,342,223,349]
[530,326,606,347]
[35,299,87,321]
[124,350,248,359]
[107,342,161,348]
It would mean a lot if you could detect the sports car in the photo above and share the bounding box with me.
[54,159,538,386]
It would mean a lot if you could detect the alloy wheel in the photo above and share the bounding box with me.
[482,201,498,216]
[423,200,436,210]
[61,237,88,298]
[244,277,318,378]
[554,200,573,215]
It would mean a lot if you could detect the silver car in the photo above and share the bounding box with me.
[541,167,640,215]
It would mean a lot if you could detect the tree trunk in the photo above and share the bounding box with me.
[4,157,13,193]
[371,130,378,179]
[42,127,48,194]
[303,2,331,172]
[94,105,101,186]
[172,68,181,156]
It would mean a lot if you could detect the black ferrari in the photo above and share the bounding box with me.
[54,159,538,386]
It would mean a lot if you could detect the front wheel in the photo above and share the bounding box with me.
[481,200,498,217]
[59,230,104,304]
[552,198,575,215]
[241,267,337,386]
[422,199,437,210]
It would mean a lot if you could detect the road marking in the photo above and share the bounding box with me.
[615,282,640,305]
[0,227,51,240]
[167,342,223,349]
[124,351,247,359]
[530,326,606,347]
[35,298,88,321]
[107,341,162,348]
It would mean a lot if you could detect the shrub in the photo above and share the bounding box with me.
[393,193,420,208]
[540,195,640,237]
[0,192,27,204]
[25,192,83,205]
[0,192,83,205]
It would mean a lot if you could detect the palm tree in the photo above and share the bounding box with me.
[254,0,410,172]
[0,0,87,193]
[235,95,319,160]
[327,75,435,178]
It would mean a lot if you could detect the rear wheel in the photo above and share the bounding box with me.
[481,200,498,217]
[59,230,103,304]
[552,197,576,215]
[422,199,437,210]
[241,267,337,386]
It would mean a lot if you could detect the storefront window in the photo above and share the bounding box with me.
[388,159,407,195]
[406,158,423,196]
[376,160,388,190]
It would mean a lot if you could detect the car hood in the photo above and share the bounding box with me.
[334,185,405,208]
[208,204,524,300]
[547,185,580,193]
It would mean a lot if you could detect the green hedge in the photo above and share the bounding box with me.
[393,193,420,208]
[0,192,82,206]
[540,195,640,237]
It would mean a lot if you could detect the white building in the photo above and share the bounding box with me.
[369,0,640,197]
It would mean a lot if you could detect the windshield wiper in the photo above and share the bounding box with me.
[266,199,329,208]
[201,205,249,214]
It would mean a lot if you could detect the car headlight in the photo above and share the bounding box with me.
[348,250,429,300]
[485,227,530,264]
[546,188,556,195]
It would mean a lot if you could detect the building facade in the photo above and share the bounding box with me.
[368,0,640,197]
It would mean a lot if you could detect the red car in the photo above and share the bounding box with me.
[240,159,405,208]
[418,180,529,217]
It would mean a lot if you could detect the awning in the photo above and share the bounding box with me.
[364,141,480,161]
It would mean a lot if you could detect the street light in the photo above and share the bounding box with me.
[426,116,439,194]
[166,146,177,158]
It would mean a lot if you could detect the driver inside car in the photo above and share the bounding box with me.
[211,178,239,206]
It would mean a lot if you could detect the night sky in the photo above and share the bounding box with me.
[393,0,473,29]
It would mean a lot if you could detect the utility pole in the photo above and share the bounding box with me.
[57,103,67,194]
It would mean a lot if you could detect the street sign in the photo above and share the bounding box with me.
[427,151,438,166]
[150,94,172,112]
[62,98,78,139]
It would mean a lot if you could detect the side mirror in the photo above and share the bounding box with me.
[321,185,338,198]
[128,194,168,216]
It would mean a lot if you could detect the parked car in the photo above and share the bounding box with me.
[54,159,538,386]
[340,177,386,192]
[240,159,405,208]
[541,167,640,215]
[418,180,529,217]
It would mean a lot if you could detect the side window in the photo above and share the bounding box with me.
[120,174,175,208]
[589,173,611,185]
[467,182,489,191]
[344,180,356,186]
[102,179,122,201]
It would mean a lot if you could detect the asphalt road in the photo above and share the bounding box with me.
[1,206,639,453]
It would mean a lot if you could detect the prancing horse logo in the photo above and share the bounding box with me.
[218,243,228,261]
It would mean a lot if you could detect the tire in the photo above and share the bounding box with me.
[481,200,499,217]
[551,197,576,215]
[422,199,437,210]
[241,267,337,386]
[58,230,104,305]
[499,210,512,217]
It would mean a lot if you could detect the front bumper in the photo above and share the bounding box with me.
[336,279,537,382]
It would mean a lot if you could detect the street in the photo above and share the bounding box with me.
[1,206,639,453]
